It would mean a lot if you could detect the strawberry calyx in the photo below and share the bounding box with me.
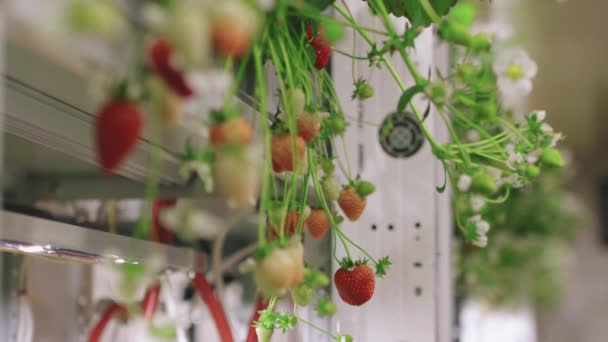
[346,179,375,198]
[338,257,368,270]
[374,256,392,277]
[209,108,240,124]
[352,78,374,100]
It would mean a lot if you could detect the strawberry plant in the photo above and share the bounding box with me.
[64,0,565,339]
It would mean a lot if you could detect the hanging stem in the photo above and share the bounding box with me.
[308,147,352,261]
[418,0,442,24]
[253,44,271,248]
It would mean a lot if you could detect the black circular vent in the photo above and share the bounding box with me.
[378,112,424,158]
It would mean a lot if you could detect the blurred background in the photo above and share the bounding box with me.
[2,0,608,341]
[523,1,608,341]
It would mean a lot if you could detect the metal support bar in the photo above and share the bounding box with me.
[0,210,206,273]
[19,174,197,202]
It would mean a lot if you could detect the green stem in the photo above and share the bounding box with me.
[418,0,442,24]
[333,3,444,156]
[296,316,338,339]
[308,147,352,261]
[437,109,472,169]
[253,44,271,248]
[333,49,369,60]
[296,170,310,236]
[499,117,533,147]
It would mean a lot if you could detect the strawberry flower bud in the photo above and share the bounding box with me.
[541,148,564,168]
[471,171,498,195]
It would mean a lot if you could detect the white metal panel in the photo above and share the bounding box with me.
[331,2,452,342]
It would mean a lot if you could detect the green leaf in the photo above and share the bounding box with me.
[376,0,457,28]
[397,84,425,113]
[375,256,392,277]
[306,0,336,10]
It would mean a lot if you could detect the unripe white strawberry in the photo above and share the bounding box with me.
[166,4,210,66]
[322,177,341,201]
[213,144,262,208]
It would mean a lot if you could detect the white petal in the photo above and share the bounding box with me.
[476,220,490,235]
[535,110,547,121]
[471,195,486,212]
[458,175,472,192]
[472,235,488,248]
[541,123,553,133]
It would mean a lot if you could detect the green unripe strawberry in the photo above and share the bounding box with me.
[326,115,346,135]
[541,148,564,168]
[470,33,491,52]
[256,327,274,342]
[356,181,375,197]
[323,21,344,44]
[476,100,497,120]
[292,285,313,306]
[438,21,472,46]
[315,273,330,287]
[471,172,497,195]
[354,82,374,100]
[523,165,540,178]
[321,159,336,175]
[449,2,476,28]
[322,177,341,201]
[457,64,478,82]
[316,298,337,317]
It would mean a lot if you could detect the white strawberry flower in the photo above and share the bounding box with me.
[541,123,553,134]
[471,19,514,43]
[458,174,473,192]
[472,235,488,248]
[471,195,486,212]
[534,110,547,121]
[505,143,524,169]
[550,132,564,147]
[159,200,223,241]
[179,160,213,193]
[469,215,490,248]
[526,149,541,164]
[493,48,537,106]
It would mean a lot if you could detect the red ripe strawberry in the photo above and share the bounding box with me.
[271,135,306,173]
[296,111,321,143]
[306,25,331,70]
[334,263,375,306]
[305,209,330,240]
[338,187,366,221]
[148,38,194,98]
[209,117,253,147]
[95,100,143,174]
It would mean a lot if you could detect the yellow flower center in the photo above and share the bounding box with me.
[506,63,524,80]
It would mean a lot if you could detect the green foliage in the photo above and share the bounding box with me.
[256,310,297,333]
[456,172,583,307]
[374,0,457,27]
